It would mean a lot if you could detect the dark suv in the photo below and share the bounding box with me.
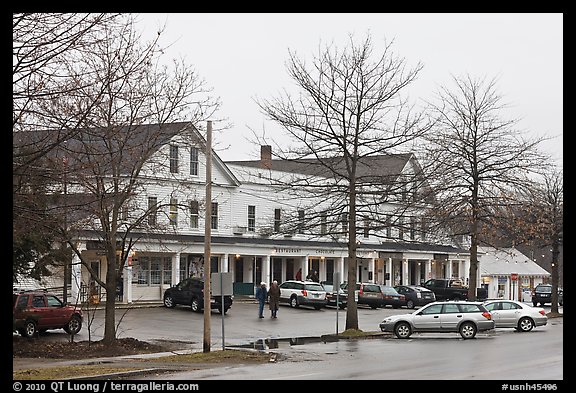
[532,284,563,307]
[163,277,233,314]
[13,290,83,338]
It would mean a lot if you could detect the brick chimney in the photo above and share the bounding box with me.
[260,145,272,169]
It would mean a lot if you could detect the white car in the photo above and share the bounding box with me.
[483,299,547,332]
[379,301,495,339]
[278,280,327,310]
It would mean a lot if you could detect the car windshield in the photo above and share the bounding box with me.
[305,283,325,291]
[381,286,399,295]
[323,284,334,291]
[536,286,552,293]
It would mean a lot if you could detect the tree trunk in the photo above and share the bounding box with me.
[103,247,117,344]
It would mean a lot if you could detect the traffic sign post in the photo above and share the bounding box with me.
[211,272,233,350]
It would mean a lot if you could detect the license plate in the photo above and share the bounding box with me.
[313,293,319,298]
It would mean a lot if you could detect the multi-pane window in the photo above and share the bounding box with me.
[341,212,348,235]
[248,205,256,232]
[410,217,416,240]
[148,197,157,226]
[386,214,392,238]
[211,202,218,230]
[274,208,281,232]
[420,217,427,241]
[169,198,178,226]
[133,256,172,285]
[320,212,327,235]
[363,216,370,238]
[190,147,199,176]
[169,145,179,173]
[121,203,129,221]
[398,216,404,240]
[297,209,305,234]
[190,200,199,228]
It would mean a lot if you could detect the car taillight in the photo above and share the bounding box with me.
[400,295,405,300]
[302,290,307,297]
[539,310,546,316]
[359,287,364,295]
[482,312,492,320]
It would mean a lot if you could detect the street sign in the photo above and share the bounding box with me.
[511,273,518,281]
[211,272,233,296]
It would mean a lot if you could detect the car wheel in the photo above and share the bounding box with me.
[370,305,378,309]
[406,300,415,309]
[64,315,82,335]
[339,304,346,310]
[517,317,534,332]
[163,295,175,308]
[459,322,477,339]
[22,320,37,338]
[289,296,299,308]
[191,298,202,313]
[314,305,323,310]
[532,301,538,307]
[394,322,412,339]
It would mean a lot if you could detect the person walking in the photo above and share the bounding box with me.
[268,280,281,318]
[255,282,268,318]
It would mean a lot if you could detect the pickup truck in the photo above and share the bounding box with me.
[422,278,469,301]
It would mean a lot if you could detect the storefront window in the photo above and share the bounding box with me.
[133,256,172,286]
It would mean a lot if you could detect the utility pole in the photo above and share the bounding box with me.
[203,120,212,353]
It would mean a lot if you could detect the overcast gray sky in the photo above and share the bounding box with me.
[136,13,563,166]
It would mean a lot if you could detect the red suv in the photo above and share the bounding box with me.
[13,290,83,338]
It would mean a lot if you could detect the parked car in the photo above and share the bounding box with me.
[379,285,405,309]
[321,282,348,309]
[379,300,495,339]
[394,285,436,309]
[341,282,384,309]
[532,284,563,307]
[422,278,469,301]
[13,290,83,338]
[278,280,327,310]
[163,277,233,314]
[483,299,547,332]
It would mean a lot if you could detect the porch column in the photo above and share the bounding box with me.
[302,256,309,279]
[123,264,132,304]
[368,258,375,283]
[222,254,229,272]
[172,252,180,287]
[402,259,409,285]
[70,243,84,305]
[262,255,271,286]
[464,258,471,286]
[425,259,432,282]
[386,258,393,286]
[337,257,345,283]
[447,259,453,279]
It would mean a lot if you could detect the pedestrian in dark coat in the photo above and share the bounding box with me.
[255,282,268,318]
[268,280,281,318]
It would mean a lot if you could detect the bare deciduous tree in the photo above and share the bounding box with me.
[254,34,432,330]
[419,74,548,300]
[14,14,221,345]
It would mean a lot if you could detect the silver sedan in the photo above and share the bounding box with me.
[483,299,547,332]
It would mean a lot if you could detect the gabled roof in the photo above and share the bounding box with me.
[226,153,414,183]
[478,246,550,276]
[15,121,240,186]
